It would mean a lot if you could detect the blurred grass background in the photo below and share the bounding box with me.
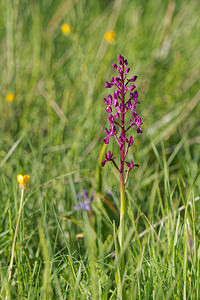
[0,0,200,299]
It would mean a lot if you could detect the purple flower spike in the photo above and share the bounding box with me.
[102,54,143,182]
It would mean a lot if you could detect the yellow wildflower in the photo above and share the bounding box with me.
[6,93,15,102]
[104,31,116,43]
[61,23,71,35]
[17,174,30,189]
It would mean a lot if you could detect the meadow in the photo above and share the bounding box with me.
[0,0,200,299]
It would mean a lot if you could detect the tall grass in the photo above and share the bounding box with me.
[0,0,200,299]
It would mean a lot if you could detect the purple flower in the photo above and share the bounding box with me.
[110,77,115,85]
[130,91,138,98]
[128,136,134,147]
[108,114,114,124]
[114,112,120,119]
[126,100,133,110]
[114,100,118,107]
[105,81,113,88]
[125,67,130,74]
[103,136,109,144]
[118,54,124,65]
[103,123,119,144]
[73,190,94,211]
[125,160,138,170]
[73,200,90,211]
[128,75,137,82]
[119,133,128,149]
[106,106,112,113]
[114,91,120,100]
[126,85,136,91]
[134,116,143,134]
[101,151,116,167]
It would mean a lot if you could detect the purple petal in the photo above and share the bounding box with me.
[117,67,122,74]
[125,67,130,74]
[108,114,114,124]
[110,77,115,84]
[132,91,138,98]
[114,100,118,107]
[103,136,109,144]
[105,127,109,135]
[127,85,136,91]
[104,98,109,105]
[114,112,120,119]
[106,106,112,113]
[128,136,134,146]
[108,94,113,104]
[118,54,124,65]
[105,81,112,88]
[130,76,137,82]
[114,91,118,100]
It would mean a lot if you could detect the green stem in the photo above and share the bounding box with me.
[8,187,24,281]
[119,180,126,247]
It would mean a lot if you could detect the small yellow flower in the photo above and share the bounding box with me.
[17,174,30,189]
[6,93,15,102]
[61,23,71,35]
[104,31,116,43]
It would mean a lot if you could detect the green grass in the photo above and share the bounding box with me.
[0,0,200,299]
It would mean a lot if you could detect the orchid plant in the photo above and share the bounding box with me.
[101,54,142,296]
